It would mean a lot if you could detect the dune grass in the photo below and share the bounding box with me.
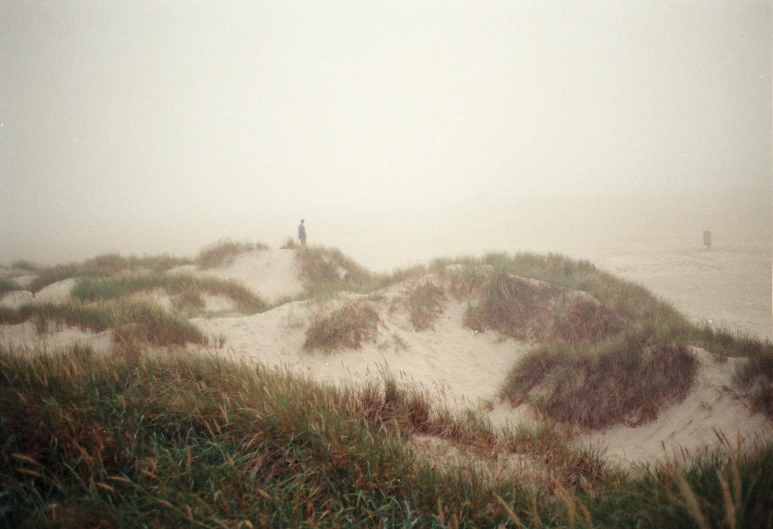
[27,253,194,293]
[401,281,448,331]
[72,273,267,314]
[198,239,269,269]
[295,245,374,290]
[304,300,381,352]
[10,259,39,271]
[0,300,207,348]
[0,277,17,296]
[500,325,698,429]
[279,235,299,249]
[1,345,771,528]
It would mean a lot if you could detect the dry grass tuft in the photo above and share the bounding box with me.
[304,300,380,352]
[279,235,299,249]
[0,300,207,348]
[502,327,698,429]
[461,268,558,341]
[0,277,17,295]
[296,246,372,290]
[733,342,773,417]
[552,296,625,344]
[402,281,447,331]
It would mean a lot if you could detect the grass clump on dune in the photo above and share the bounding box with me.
[401,281,448,331]
[501,326,698,429]
[296,245,373,291]
[0,277,17,296]
[0,300,207,348]
[198,239,269,269]
[733,342,773,417]
[279,235,299,249]
[11,259,39,271]
[304,300,380,352]
[461,268,559,341]
[450,266,625,343]
[436,252,773,426]
[72,273,267,314]
[2,345,772,528]
[27,253,194,292]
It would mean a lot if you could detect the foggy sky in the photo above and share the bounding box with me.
[1,0,770,266]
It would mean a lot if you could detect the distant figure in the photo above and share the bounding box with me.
[298,219,307,247]
[703,230,712,250]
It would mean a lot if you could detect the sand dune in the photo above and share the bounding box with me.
[0,247,770,466]
[169,248,304,303]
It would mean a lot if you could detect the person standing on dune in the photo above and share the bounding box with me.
[298,219,307,247]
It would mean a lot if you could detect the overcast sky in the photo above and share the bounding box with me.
[1,1,770,266]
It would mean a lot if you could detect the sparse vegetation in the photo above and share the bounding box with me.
[296,245,373,291]
[0,277,17,296]
[72,273,267,314]
[402,281,447,331]
[733,342,773,417]
[304,300,380,352]
[279,235,299,249]
[27,253,194,292]
[11,259,38,271]
[0,300,207,348]
[198,239,269,269]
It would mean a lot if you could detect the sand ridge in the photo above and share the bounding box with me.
[0,248,770,466]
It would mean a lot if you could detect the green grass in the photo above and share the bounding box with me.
[1,346,771,528]
[198,239,269,269]
[72,273,267,314]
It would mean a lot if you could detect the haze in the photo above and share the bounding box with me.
[1,0,770,271]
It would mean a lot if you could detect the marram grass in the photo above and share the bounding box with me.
[72,273,267,314]
[0,300,207,347]
[1,346,772,528]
